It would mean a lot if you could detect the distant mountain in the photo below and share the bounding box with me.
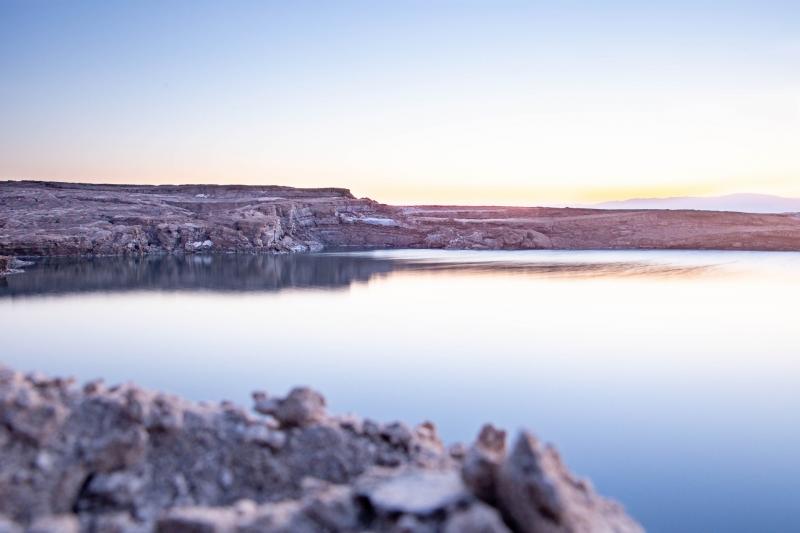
[591,193,800,214]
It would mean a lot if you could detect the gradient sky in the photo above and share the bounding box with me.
[1,1,798,205]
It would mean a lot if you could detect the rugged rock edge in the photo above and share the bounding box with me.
[3,180,800,257]
[0,365,643,533]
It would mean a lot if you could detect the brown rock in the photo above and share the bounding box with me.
[462,424,507,504]
[253,387,327,428]
[0,364,643,532]
[496,432,644,533]
[3,180,800,257]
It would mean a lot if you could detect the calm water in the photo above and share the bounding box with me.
[2,250,798,532]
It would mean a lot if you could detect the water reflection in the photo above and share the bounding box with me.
[0,251,716,298]
[0,254,395,296]
[2,250,799,533]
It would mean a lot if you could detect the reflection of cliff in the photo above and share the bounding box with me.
[0,254,397,297]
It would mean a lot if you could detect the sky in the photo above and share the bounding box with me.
[1,1,799,205]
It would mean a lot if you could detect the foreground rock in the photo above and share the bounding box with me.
[0,365,643,532]
[2,180,800,256]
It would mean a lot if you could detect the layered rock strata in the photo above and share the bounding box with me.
[0,365,643,532]
[2,180,800,256]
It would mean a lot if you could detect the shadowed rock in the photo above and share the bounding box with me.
[462,424,507,504]
[496,434,643,533]
[0,365,643,532]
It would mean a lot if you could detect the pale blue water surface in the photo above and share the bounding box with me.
[1,250,798,532]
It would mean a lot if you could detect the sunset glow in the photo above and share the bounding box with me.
[1,1,799,204]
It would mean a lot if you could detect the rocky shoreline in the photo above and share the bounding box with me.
[0,365,642,533]
[0,255,30,277]
[3,180,800,257]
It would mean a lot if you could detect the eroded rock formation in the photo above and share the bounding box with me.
[0,365,643,532]
[2,180,800,256]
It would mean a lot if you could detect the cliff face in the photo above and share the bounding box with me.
[0,365,643,533]
[0,181,382,256]
[2,180,800,256]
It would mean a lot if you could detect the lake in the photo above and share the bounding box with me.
[1,249,798,532]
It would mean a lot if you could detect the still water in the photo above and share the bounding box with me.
[1,250,798,532]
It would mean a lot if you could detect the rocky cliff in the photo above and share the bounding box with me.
[0,365,642,533]
[3,180,800,256]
